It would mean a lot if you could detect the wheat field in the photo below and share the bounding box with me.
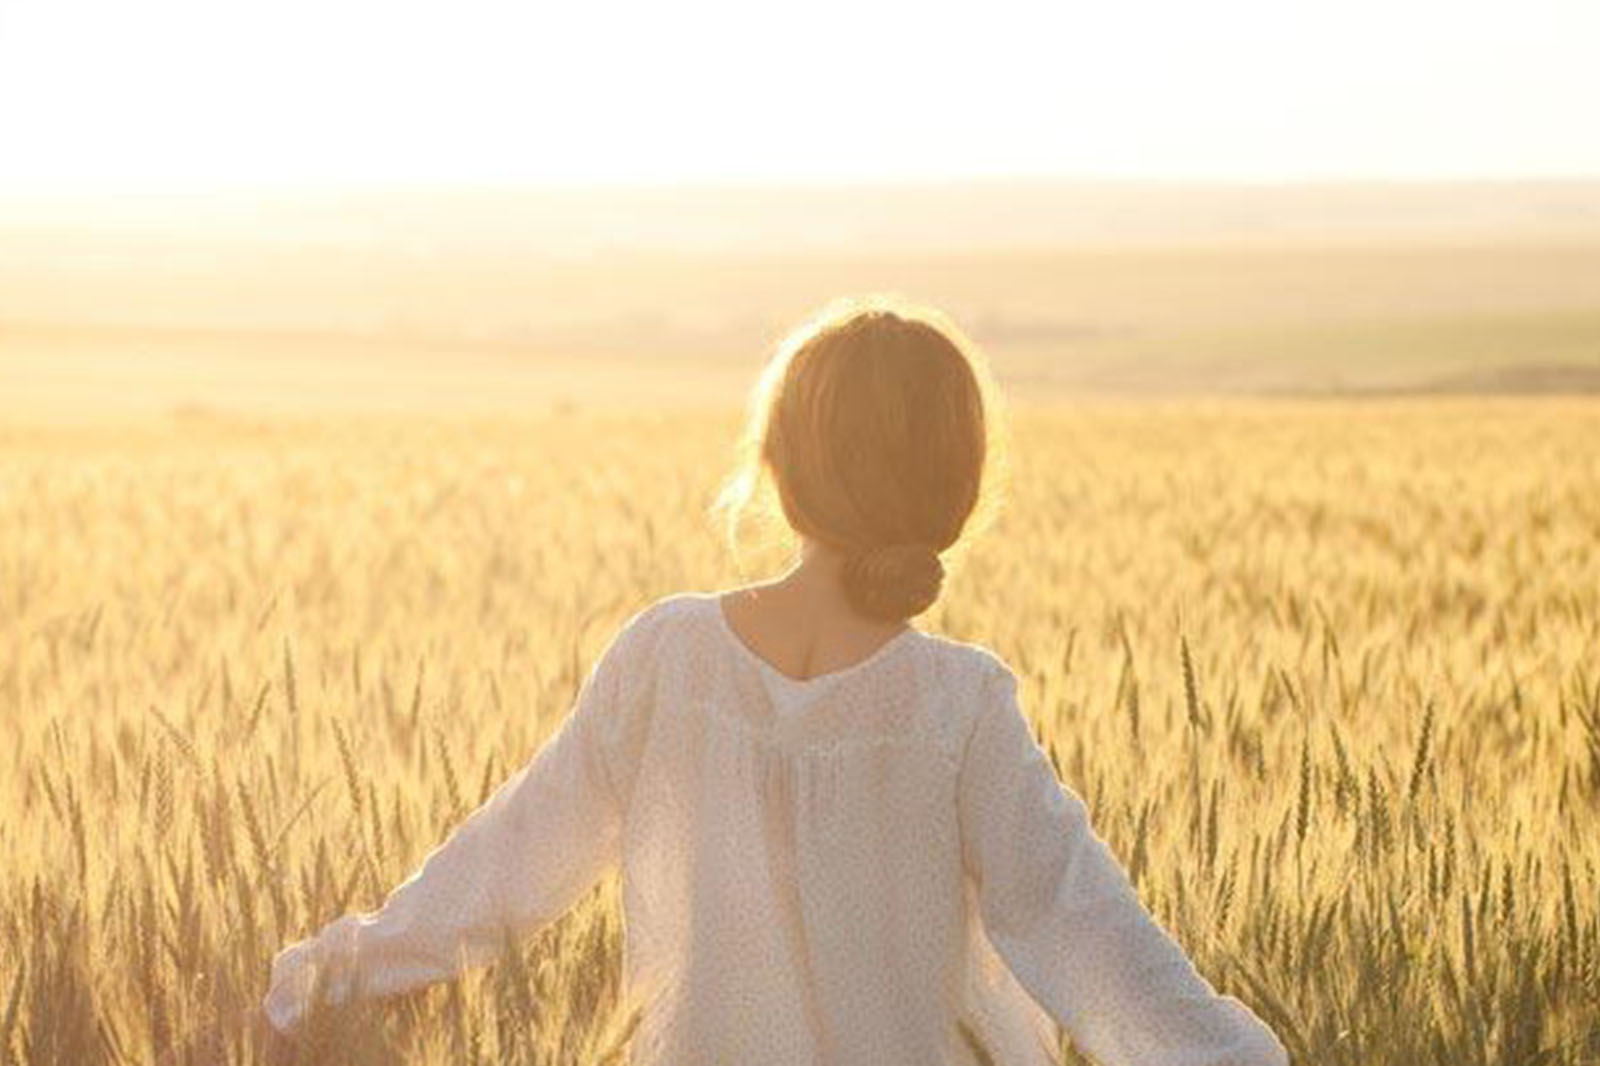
[2,398,1597,1065]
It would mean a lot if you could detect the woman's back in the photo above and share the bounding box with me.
[621,591,1031,1065]
[577,591,1281,1065]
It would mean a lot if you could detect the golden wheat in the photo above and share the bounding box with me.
[1,400,1596,1065]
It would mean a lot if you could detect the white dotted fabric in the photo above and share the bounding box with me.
[263,592,1289,1066]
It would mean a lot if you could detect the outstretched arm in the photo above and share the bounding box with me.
[956,663,1289,1066]
[262,605,661,1034]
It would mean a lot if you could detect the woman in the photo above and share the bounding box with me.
[237,298,1290,1064]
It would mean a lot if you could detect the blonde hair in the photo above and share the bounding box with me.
[710,295,1010,622]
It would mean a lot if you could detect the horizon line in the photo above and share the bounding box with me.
[3,172,1600,199]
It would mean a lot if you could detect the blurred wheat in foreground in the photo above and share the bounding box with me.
[1,400,1597,1066]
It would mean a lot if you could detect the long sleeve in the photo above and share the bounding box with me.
[956,663,1289,1066]
[262,603,662,1034]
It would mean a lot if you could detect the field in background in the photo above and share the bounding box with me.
[6,181,1600,417]
[2,400,1597,1065]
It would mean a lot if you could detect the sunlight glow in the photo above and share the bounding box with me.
[0,0,1596,188]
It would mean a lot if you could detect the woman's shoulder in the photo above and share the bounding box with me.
[913,628,1017,686]
[609,591,706,646]
[606,590,728,657]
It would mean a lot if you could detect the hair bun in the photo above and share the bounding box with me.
[839,541,945,621]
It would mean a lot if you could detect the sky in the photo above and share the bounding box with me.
[0,0,1596,190]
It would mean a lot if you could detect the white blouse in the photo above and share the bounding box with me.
[263,591,1289,1066]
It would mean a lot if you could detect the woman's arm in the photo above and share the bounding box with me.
[956,662,1289,1066]
[262,602,664,1034]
